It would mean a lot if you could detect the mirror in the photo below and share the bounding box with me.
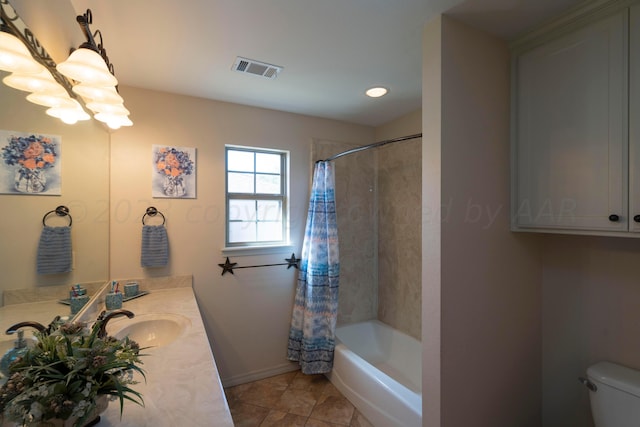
[0,0,110,306]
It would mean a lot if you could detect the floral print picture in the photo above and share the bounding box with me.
[0,130,61,195]
[152,145,196,198]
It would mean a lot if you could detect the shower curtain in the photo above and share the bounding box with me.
[287,161,340,374]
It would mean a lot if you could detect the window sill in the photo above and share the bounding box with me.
[221,244,296,257]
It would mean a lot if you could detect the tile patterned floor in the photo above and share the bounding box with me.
[224,370,374,427]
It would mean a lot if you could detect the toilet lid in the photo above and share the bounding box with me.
[587,361,640,398]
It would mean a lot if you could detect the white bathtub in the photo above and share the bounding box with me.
[326,320,422,427]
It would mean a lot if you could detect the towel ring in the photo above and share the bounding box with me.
[42,205,72,227]
[142,206,165,225]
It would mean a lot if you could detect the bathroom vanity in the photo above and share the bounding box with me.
[0,276,234,426]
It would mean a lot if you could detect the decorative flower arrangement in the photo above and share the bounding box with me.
[154,147,193,178]
[1,134,59,193]
[1,134,58,171]
[0,319,145,427]
[154,147,194,197]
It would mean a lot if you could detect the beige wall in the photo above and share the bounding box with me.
[109,85,374,385]
[376,111,422,340]
[541,235,640,427]
[0,78,110,298]
[423,16,543,427]
[422,15,444,427]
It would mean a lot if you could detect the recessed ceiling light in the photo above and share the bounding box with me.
[365,87,388,98]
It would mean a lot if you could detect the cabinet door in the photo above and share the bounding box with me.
[514,12,628,232]
[630,5,640,233]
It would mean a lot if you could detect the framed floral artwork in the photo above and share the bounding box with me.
[152,145,196,198]
[0,130,61,195]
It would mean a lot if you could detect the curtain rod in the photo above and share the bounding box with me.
[318,133,422,163]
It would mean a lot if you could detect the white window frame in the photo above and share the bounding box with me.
[224,145,289,249]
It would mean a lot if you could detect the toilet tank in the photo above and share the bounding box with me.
[586,361,640,427]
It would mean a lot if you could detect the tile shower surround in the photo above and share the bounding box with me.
[313,139,422,340]
[313,140,377,326]
[376,140,422,340]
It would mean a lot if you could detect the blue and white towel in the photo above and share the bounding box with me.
[37,226,72,275]
[141,225,169,267]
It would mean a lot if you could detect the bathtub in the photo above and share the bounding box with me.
[326,320,422,427]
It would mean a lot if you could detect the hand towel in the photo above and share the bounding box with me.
[141,225,169,267]
[37,226,72,274]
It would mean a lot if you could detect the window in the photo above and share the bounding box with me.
[225,146,288,247]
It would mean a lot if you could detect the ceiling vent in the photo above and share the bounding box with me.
[232,57,283,79]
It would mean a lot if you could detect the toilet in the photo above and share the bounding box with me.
[582,361,640,426]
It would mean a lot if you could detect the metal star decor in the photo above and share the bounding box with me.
[218,257,238,275]
[218,253,301,276]
[285,253,301,269]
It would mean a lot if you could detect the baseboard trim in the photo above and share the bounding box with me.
[221,362,300,387]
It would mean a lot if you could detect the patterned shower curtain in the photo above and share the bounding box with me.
[287,161,340,374]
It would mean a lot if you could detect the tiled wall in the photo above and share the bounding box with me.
[313,140,378,324]
[377,139,422,340]
[312,138,422,339]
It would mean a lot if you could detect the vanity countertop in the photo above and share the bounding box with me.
[97,286,234,427]
[0,286,234,427]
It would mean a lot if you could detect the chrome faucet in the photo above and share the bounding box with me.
[96,309,134,338]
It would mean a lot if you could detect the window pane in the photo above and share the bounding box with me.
[257,222,282,241]
[228,172,254,193]
[227,150,254,172]
[226,146,287,246]
[229,200,256,221]
[256,153,281,173]
[257,200,281,221]
[229,222,256,243]
[256,173,280,194]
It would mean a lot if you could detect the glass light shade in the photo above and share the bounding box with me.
[56,47,117,86]
[86,101,129,115]
[0,31,43,74]
[3,69,60,93]
[94,112,133,129]
[46,100,91,124]
[26,91,77,108]
[72,83,123,104]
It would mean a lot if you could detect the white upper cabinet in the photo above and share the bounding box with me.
[511,3,640,236]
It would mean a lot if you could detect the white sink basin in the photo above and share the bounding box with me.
[108,313,191,348]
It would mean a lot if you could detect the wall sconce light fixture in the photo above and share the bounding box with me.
[0,1,131,129]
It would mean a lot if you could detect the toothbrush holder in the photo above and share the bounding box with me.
[105,292,123,310]
[70,294,89,315]
[69,288,87,299]
[124,282,139,298]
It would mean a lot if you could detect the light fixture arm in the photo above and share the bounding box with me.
[0,1,131,129]
[0,0,75,94]
[75,9,116,77]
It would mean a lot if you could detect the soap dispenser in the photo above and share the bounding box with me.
[0,329,28,377]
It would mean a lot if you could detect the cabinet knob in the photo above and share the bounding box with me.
[609,214,620,222]
[634,215,640,223]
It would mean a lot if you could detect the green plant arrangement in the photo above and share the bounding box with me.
[0,319,146,427]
